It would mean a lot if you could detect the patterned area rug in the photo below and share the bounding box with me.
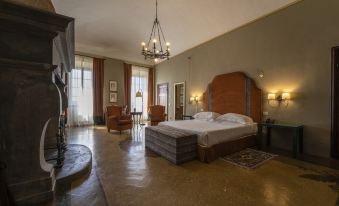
[221,148,277,169]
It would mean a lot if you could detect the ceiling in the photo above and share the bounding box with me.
[52,0,298,65]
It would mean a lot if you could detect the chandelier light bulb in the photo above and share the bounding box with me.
[141,42,146,46]
[166,42,170,46]
[156,50,159,53]
[154,58,158,62]
[145,48,148,51]
[153,39,157,43]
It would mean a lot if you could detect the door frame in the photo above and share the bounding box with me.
[331,46,339,158]
[173,82,186,120]
[156,82,169,119]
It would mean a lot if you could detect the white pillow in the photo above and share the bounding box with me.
[193,112,221,121]
[216,113,253,125]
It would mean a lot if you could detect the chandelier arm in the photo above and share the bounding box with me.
[147,20,156,47]
[151,21,157,57]
[156,21,164,52]
[158,20,167,46]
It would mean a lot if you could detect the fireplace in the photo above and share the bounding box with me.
[0,1,75,204]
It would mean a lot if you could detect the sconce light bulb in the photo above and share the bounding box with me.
[258,70,264,78]
[282,92,291,100]
[267,93,276,100]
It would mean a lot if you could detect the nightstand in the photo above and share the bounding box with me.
[258,122,304,158]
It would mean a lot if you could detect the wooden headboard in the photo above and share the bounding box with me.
[202,72,262,122]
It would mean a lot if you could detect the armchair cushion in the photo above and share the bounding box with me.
[118,119,133,125]
[120,114,132,120]
[108,115,118,120]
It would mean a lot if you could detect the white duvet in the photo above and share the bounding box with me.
[159,119,257,147]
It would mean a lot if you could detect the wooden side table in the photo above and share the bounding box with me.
[130,112,142,125]
[258,122,304,158]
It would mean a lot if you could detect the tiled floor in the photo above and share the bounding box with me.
[54,125,339,206]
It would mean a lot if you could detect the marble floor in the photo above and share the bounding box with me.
[57,125,339,206]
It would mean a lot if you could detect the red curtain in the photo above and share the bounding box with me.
[93,58,105,124]
[124,63,132,112]
[148,67,154,110]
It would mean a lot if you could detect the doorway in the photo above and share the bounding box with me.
[174,82,185,120]
[157,83,168,118]
[331,46,339,158]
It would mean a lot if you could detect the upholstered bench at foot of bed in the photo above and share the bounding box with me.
[145,125,198,165]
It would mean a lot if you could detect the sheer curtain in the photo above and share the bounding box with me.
[68,56,94,126]
[131,66,149,119]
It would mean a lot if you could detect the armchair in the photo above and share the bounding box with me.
[106,105,133,134]
[149,105,167,126]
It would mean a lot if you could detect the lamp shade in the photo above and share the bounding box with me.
[136,90,143,97]
[282,92,290,100]
[267,93,276,100]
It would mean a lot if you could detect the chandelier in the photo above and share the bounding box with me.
[141,0,170,63]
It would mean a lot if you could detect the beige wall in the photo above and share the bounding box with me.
[103,58,125,110]
[155,0,339,158]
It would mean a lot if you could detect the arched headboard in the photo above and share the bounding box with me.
[202,72,262,122]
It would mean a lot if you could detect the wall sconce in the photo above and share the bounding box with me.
[190,95,200,113]
[258,70,264,78]
[267,92,291,107]
[190,96,199,104]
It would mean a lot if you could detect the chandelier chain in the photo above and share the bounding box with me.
[156,0,158,19]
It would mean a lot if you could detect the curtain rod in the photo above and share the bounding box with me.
[75,54,104,59]
[75,53,154,68]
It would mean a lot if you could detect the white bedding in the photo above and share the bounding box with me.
[159,119,257,147]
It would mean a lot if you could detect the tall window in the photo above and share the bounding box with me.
[131,66,149,119]
[68,56,94,126]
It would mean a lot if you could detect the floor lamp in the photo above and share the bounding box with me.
[136,68,145,126]
[136,91,145,126]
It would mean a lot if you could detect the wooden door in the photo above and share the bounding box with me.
[331,47,339,158]
[157,83,168,118]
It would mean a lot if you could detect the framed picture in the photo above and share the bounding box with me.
[109,92,117,103]
[109,80,117,92]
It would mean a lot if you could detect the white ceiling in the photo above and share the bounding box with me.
[52,0,298,65]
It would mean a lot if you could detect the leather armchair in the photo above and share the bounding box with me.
[106,105,133,134]
[149,105,167,126]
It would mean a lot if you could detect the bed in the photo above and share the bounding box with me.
[149,72,262,163]
[159,120,257,147]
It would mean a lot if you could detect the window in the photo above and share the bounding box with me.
[68,56,94,126]
[131,66,149,119]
